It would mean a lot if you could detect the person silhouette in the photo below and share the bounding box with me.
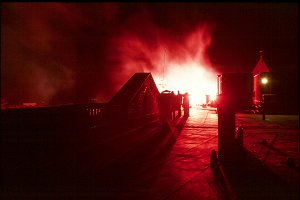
[176,91,182,117]
[183,92,190,117]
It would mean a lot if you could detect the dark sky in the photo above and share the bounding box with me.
[1,3,298,105]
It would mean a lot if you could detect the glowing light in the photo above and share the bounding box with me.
[209,94,217,101]
[154,60,217,107]
[117,25,218,107]
[261,77,268,84]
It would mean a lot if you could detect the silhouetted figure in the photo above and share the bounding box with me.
[170,91,176,120]
[176,91,183,117]
[157,90,174,127]
[183,92,190,117]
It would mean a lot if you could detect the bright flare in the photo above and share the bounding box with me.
[209,94,217,101]
[117,24,218,107]
[261,77,268,84]
[154,60,217,107]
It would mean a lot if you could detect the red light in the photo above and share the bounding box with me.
[117,25,217,106]
[154,61,217,106]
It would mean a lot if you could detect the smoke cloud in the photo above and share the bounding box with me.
[2,3,297,106]
[1,3,215,105]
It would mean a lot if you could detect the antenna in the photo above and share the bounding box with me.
[160,48,167,89]
[259,49,263,58]
[163,48,165,86]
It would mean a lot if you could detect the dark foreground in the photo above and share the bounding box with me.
[1,108,299,199]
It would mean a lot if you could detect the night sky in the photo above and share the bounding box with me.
[1,3,298,105]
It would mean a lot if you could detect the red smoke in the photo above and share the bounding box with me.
[116,25,218,106]
[2,3,219,106]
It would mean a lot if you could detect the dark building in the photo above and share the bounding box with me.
[109,72,160,124]
[217,73,253,110]
[252,51,298,114]
[252,50,271,106]
[217,51,298,114]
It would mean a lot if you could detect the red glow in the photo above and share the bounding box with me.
[155,61,217,106]
[117,25,218,106]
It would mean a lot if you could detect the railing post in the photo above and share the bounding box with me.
[236,126,244,148]
[217,94,237,165]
